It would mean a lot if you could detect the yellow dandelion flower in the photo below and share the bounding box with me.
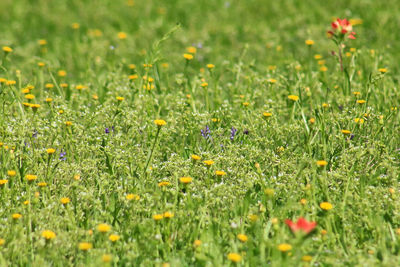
[207,64,215,69]
[191,154,201,161]
[37,182,47,187]
[357,100,366,104]
[116,96,124,101]
[117,32,127,39]
[65,121,73,126]
[78,242,92,251]
[38,62,45,67]
[6,80,16,85]
[320,66,328,72]
[321,229,328,235]
[201,82,208,87]
[60,197,70,205]
[154,119,166,127]
[353,91,361,96]
[2,46,13,53]
[45,98,53,103]
[158,181,171,187]
[300,198,307,205]
[322,103,329,108]
[349,18,363,25]
[354,118,364,124]
[314,54,322,60]
[153,214,164,221]
[263,112,272,117]
[341,130,351,135]
[7,170,16,177]
[242,102,250,106]
[109,234,120,242]
[203,160,214,166]
[305,40,314,46]
[12,213,22,220]
[378,68,387,73]
[186,46,197,54]
[75,85,87,90]
[60,83,68,88]
[309,118,316,124]
[288,95,299,101]
[318,60,326,65]
[237,234,248,242]
[183,54,193,60]
[71,23,80,29]
[0,239,5,246]
[302,255,312,262]
[41,230,56,240]
[0,180,8,186]
[102,254,112,263]
[45,83,54,89]
[47,148,56,154]
[25,94,35,100]
[163,211,174,218]
[267,78,277,84]
[128,64,136,69]
[316,160,328,167]
[126,194,140,200]
[194,239,202,247]
[227,253,242,263]
[25,174,38,182]
[215,170,226,176]
[278,243,292,252]
[345,52,352,57]
[180,177,193,184]
[97,223,111,233]
[57,70,67,77]
[320,202,333,210]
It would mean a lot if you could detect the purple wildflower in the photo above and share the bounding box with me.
[105,128,110,134]
[59,151,67,161]
[201,125,212,140]
[230,127,237,141]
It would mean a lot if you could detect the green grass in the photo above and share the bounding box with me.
[1,0,400,266]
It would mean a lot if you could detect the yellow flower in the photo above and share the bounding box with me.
[316,160,328,167]
[227,253,242,262]
[60,83,68,88]
[118,32,127,39]
[60,197,70,205]
[263,112,272,118]
[207,64,215,69]
[102,254,112,263]
[183,54,193,60]
[242,102,250,107]
[129,74,138,80]
[186,46,197,54]
[0,180,8,186]
[158,181,171,187]
[46,148,56,154]
[349,18,363,25]
[163,212,174,218]
[341,129,351,135]
[97,223,111,233]
[321,229,328,235]
[2,46,13,53]
[354,118,364,124]
[65,121,73,126]
[129,64,136,69]
[249,214,259,222]
[237,234,248,242]
[320,202,333,210]
[6,80,16,85]
[320,66,328,72]
[23,200,30,205]
[45,98,53,103]
[116,96,124,101]
[302,255,312,262]
[71,23,80,29]
[109,234,120,242]
[12,213,22,220]
[278,243,292,252]
[268,65,277,70]
[38,62,46,67]
[153,214,164,221]
[353,91,361,96]
[318,60,326,65]
[75,85,87,90]
[378,68,387,73]
[154,119,166,127]
[300,198,307,205]
[322,103,329,108]
[161,63,169,68]
[203,160,214,166]
[126,194,140,200]
[357,100,366,104]
[314,54,322,60]
[0,239,5,246]
[191,154,201,161]
[78,242,92,251]
[25,94,35,100]
[350,48,357,52]
[45,83,54,89]
[58,70,67,77]
[31,104,41,110]
[25,174,38,182]
[41,230,56,240]
[267,78,277,84]
[193,239,202,247]
[305,40,314,46]
[288,95,299,101]
[345,52,352,57]
[179,177,193,184]
[309,118,316,124]
[7,170,16,177]
[201,82,208,87]
[38,182,47,187]
[215,170,226,176]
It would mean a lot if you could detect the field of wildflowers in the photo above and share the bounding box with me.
[1,0,400,266]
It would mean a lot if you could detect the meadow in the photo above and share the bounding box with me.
[1,0,400,266]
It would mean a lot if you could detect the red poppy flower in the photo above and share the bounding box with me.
[285,217,317,234]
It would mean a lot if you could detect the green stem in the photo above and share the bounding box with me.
[143,127,161,175]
